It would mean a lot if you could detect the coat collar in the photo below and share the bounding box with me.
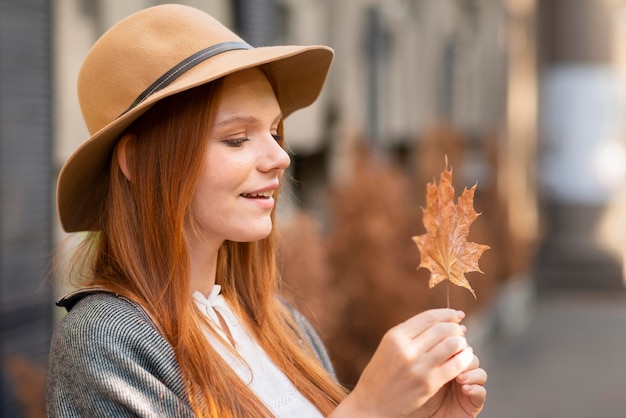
[56,287,119,311]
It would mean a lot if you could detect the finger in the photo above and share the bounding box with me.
[425,334,469,369]
[416,322,467,353]
[433,346,474,383]
[461,383,487,409]
[457,367,488,386]
[397,309,465,340]
[462,353,480,372]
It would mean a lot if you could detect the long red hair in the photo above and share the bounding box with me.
[71,75,347,416]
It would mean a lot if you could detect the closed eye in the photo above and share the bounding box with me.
[223,138,249,147]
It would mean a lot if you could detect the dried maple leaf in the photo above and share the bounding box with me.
[412,158,489,300]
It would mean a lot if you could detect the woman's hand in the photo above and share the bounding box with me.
[412,353,487,418]
[331,308,485,418]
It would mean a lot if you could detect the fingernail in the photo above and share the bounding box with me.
[456,310,465,320]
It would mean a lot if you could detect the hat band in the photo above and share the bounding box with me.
[121,41,253,116]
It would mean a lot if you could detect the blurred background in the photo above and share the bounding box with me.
[2,0,626,416]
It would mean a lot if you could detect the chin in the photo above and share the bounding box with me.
[235,223,274,242]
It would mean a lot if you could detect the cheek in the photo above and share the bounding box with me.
[195,145,257,204]
[196,157,245,201]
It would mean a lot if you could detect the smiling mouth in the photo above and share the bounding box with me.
[241,191,274,199]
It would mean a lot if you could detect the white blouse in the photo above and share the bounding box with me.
[193,286,324,417]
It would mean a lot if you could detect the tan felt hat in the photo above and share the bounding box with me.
[57,3,334,232]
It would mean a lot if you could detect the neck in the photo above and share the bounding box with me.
[187,235,223,298]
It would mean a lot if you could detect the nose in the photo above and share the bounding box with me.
[259,134,291,172]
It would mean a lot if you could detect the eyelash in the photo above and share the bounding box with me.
[224,138,248,147]
[223,134,283,148]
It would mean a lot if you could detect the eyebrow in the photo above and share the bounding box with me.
[214,113,283,128]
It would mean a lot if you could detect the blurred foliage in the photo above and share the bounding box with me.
[3,355,46,417]
[278,124,532,388]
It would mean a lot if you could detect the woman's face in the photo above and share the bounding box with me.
[190,68,290,246]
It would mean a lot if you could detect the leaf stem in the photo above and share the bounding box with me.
[446,282,450,309]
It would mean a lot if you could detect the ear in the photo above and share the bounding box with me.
[116,135,132,181]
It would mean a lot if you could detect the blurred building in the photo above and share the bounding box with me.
[54,0,539,274]
[0,0,53,416]
[536,0,626,291]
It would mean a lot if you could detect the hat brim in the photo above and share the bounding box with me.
[57,45,333,232]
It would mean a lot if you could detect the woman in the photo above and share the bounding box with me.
[47,4,487,417]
